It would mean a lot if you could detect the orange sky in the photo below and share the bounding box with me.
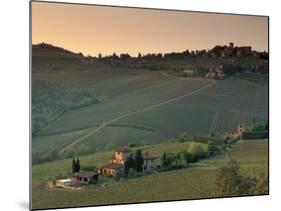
[32,1,268,57]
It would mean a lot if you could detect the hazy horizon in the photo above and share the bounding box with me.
[32,2,268,57]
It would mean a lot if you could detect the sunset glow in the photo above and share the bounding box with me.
[32,1,268,57]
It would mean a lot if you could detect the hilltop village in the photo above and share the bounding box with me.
[34,42,269,80]
[79,42,269,80]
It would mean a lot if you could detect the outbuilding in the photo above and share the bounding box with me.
[71,171,99,184]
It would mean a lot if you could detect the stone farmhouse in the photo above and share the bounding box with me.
[100,147,157,176]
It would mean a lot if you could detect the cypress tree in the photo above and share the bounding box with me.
[135,150,144,172]
[124,155,135,175]
[161,152,167,168]
[76,158,80,172]
[72,158,76,173]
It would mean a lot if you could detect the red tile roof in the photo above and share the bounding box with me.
[115,147,131,153]
[101,163,124,170]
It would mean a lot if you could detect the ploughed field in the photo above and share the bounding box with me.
[32,67,268,156]
[31,139,268,209]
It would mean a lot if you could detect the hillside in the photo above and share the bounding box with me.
[32,139,268,209]
[32,69,268,163]
[32,43,83,58]
[31,43,268,165]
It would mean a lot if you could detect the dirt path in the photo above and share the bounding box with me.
[59,80,216,154]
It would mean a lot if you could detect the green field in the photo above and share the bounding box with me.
[32,139,268,209]
[32,67,268,158]
[32,47,269,209]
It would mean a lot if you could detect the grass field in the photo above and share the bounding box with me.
[32,67,268,157]
[31,139,268,209]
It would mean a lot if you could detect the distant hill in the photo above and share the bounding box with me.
[32,43,84,58]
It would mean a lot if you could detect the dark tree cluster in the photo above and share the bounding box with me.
[124,150,144,175]
[72,158,81,173]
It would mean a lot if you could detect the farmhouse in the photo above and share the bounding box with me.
[100,147,157,176]
[71,171,99,184]
[100,163,124,176]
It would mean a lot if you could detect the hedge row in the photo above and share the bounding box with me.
[192,136,224,145]
[242,130,269,139]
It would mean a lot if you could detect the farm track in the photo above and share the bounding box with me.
[59,80,216,154]
[39,76,176,134]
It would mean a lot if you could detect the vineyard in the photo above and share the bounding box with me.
[32,80,107,135]
[32,69,268,158]
[31,139,268,209]
[31,56,268,209]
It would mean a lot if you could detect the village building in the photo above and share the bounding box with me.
[182,69,196,77]
[206,69,217,79]
[236,46,252,57]
[206,65,225,79]
[70,171,99,184]
[110,147,131,164]
[143,153,157,171]
[224,123,246,139]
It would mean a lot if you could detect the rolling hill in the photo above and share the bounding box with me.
[31,44,268,161]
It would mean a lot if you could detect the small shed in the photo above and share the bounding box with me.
[71,171,99,184]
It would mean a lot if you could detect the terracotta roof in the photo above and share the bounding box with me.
[71,171,98,178]
[101,162,124,170]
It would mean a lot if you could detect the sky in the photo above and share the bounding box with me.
[32,1,268,57]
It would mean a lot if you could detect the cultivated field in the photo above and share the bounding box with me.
[32,67,268,157]
[32,139,268,209]
[31,48,269,209]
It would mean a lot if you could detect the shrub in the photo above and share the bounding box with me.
[178,132,187,142]
[216,159,268,196]
[128,168,137,179]
[113,171,122,181]
[251,122,265,132]
[207,141,219,156]
[188,143,207,159]
[160,152,174,169]
[242,131,269,139]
